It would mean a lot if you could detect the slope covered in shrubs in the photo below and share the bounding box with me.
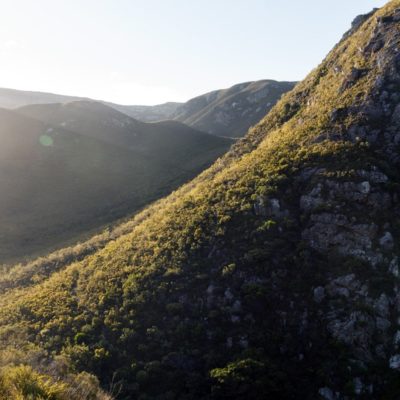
[1,2,400,399]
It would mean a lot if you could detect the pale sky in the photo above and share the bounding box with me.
[0,0,387,105]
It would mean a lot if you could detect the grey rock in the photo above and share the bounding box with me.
[389,257,400,278]
[318,387,335,400]
[327,311,375,359]
[224,288,234,301]
[374,293,390,318]
[254,196,267,216]
[376,316,391,331]
[359,181,371,194]
[353,377,363,395]
[393,331,400,348]
[303,213,380,263]
[313,286,325,303]
[376,344,387,358]
[269,198,281,216]
[231,300,242,313]
[239,337,248,348]
[358,169,388,183]
[206,284,215,295]
[389,354,400,369]
[379,231,394,250]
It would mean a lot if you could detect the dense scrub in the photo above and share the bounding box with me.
[1,1,400,399]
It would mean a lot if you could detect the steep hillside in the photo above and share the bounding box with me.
[172,80,296,137]
[1,2,400,399]
[0,106,232,264]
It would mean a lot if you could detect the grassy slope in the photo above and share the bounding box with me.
[1,1,400,398]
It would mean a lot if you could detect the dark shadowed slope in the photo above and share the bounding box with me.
[0,105,232,264]
[17,101,233,168]
[1,2,400,399]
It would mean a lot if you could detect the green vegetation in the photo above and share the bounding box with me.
[0,347,111,399]
[0,1,400,398]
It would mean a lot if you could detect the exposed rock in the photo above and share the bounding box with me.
[302,213,381,264]
[254,196,267,216]
[231,300,242,313]
[318,387,335,400]
[393,331,400,348]
[269,198,281,217]
[374,293,390,318]
[340,68,369,92]
[313,286,325,303]
[353,377,363,395]
[239,337,248,348]
[379,231,394,250]
[327,311,375,359]
[359,181,371,194]
[254,196,288,218]
[376,317,391,332]
[224,288,234,301]
[389,257,399,277]
[389,354,400,369]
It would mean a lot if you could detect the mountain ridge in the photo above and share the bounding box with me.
[0,2,399,399]
[0,79,295,138]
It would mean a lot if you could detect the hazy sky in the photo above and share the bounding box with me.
[0,0,387,105]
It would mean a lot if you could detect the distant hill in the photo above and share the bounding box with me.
[172,80,296,137]
[109,101,182,122]
[0,87,87,108]
[105,80,296,137]
[0,103,232,263]
[0,80,295,138]
[17,101,222,166]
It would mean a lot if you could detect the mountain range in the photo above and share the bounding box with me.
[0,79,295,138]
